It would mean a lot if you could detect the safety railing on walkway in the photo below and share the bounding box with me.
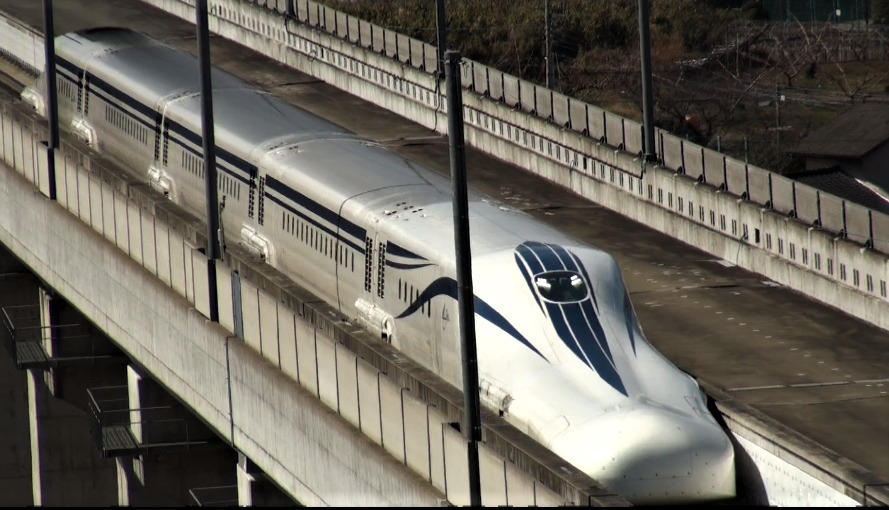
[87,385,225,458]
[1,304,125,369]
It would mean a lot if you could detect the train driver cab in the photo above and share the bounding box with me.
[534,271,589,303]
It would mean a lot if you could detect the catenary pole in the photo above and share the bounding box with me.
[445,50,482,507]
[42,0,58,200]
[197,0,220,322]
[545,0,554,89]
[436,0,447,76]
[638,0,656,162]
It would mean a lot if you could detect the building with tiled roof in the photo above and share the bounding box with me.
[786,102,889,214]
[784,166,889,216]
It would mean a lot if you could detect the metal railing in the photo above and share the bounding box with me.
[189,485,239,507]
[87,385,223,458]
[863,483,889,507]
[1,304,124,369]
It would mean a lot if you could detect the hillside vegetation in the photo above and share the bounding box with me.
[320,0,889,172]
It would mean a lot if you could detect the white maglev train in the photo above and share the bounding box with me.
[22,28,736,504]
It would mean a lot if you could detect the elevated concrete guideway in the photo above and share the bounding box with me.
[0,0,887,506]
[0,6,624,507]
[0,93,612,506]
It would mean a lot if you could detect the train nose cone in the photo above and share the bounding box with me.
[548,404,736,505]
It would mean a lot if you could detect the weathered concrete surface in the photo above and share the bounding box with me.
[0,157,447,505]
[0,251,35,506]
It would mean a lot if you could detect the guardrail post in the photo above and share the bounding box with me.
[565,97,573,128]
[679,139,686,173]
[601,110,606,142]
[469,61,476,92]
[815,190,822,227]
[868,210,874,248]
[484,67,490,97]
[767,173,774,209]
[722,157,728,191]
[658,130,664,162]
[699,147,705,182]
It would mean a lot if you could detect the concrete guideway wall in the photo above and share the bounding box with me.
[134,0,889,336]
[0,15,43,77]
[0,84,619,505]
[0,103,445,506]
[703,382,885,507]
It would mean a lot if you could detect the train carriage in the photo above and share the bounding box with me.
[22,27,736,504]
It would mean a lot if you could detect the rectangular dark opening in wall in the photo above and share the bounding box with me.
[754,228,760,244]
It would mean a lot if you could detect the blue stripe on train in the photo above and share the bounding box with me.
[58,56,257,184]
[265,176,365,241]
[515,241,627,396]
[386,241,427,260]
[394,277,546,361]
[514,252,543,313]
[265,194,364,253]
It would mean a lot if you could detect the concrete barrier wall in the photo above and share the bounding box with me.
[0,101,451,506]
[225,254,591,505]
[0,93,609,505]
[704,382,889,507]
[0,15,43,77]
[133,0,889,335]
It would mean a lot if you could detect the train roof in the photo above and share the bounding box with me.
[56,27,603,261]
[57,28,247,108]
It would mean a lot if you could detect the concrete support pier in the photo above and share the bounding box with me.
[116,365,237,506]
[27,287,123,506]
[26,367,119,505]
[0,245,35,506]
[237,453,295,507]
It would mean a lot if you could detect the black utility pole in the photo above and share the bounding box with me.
[197,0,220,322]
[435,0,447,76]
[445,50,482,507]
[775,85,781,152]
[638,0,656,162]
[42,0,58,200]
[545,0,554,89]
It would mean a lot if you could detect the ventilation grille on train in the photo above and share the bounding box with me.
[384,201,426,218]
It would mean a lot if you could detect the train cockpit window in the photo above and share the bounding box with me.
[534,271,588,303]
